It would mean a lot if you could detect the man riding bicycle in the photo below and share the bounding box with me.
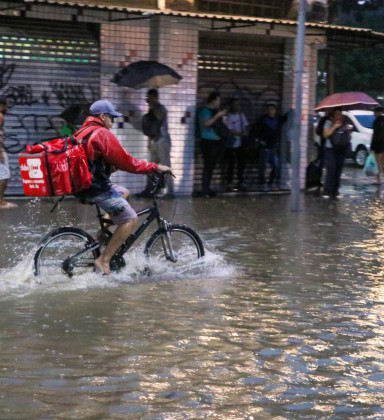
[75,99,171,275]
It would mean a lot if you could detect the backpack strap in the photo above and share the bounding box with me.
[72,125,101,143]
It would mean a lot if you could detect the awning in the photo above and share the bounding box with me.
[4,0,384,52]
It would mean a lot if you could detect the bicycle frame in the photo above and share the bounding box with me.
[62,198,172,273]
[36,172,192,276]
[115,203,164,256]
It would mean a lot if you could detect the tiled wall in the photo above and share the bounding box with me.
[99,20,152,193]
[99,16,199,194]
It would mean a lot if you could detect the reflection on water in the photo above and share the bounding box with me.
[1,185,384,418]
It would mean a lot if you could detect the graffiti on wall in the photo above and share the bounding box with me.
[4,113,65,154]
[0,59,97,155]
[50,82,97,108]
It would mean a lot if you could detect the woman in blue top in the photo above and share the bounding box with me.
[198,92,227,197]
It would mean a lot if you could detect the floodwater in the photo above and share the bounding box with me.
[1,166,384,419]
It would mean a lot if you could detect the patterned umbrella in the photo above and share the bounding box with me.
[315,91,379,112]
[111,60,182,89]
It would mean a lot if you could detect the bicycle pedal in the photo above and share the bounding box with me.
[109,255,126,272]
[141,266,152,277]
[96,229,112,245]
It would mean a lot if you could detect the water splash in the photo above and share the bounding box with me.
[0,246,236,300]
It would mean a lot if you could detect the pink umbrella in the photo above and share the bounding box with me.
[314,91,379,112]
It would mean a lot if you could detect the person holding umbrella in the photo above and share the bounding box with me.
[136,88,173,198]
[322,106,351,198]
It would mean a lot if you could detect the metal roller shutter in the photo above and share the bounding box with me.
[0,17,100,195]
[196,31,284,192]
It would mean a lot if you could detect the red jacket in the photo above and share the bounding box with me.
[75,116,158,196]
[78,116,159,174]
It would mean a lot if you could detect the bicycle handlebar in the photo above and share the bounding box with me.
[149,171,175,195]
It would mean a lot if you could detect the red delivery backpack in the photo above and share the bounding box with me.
[19,125,100,197]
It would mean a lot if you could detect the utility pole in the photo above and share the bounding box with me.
[291,0,306,212]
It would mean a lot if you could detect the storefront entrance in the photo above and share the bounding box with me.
[0,17,100,194]
[195,31,284,193]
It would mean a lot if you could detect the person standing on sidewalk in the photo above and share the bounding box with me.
[0,96,17,209]
[370,105,384,185]
[255,103,283,192]
[137,88,173,198]
[322,107,351,198]
[223,98,249,191]
[315,110,331,186]
[198,92,227,197]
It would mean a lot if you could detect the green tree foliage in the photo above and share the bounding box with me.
[323,0,384,101]
[334,47,384,99]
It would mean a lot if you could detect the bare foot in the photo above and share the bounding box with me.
[94,256,111,275]
[0,201,17,209]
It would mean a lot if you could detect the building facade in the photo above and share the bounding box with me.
[0,0,382,195]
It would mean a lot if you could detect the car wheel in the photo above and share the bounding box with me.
[354,147,368,167]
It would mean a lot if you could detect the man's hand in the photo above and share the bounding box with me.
[157,164,172,173]
[333,121,342,130]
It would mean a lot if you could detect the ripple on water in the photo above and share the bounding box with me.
[0,246,236,299]
[1,193,384,417]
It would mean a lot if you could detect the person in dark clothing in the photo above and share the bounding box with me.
[322,107,351,198]
[256,103,283,191]
[197,92,227,197]
[315,111,331,185]
[222,98,249,191]
[370,105,384,184]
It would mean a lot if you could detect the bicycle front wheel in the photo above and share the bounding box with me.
[145,224,204,265]
[34,227,100,277]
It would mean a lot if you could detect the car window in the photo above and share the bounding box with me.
[354,114,375,129]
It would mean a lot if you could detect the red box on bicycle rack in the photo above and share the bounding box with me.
[19,153,52,196]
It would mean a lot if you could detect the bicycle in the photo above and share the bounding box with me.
[33,173,205,277]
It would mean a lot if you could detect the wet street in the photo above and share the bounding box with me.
[1,164,384,419]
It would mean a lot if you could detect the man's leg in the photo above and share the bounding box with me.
[258,148,267,184]
[0,178,17,208]
[140,141,159,195]
[93,186,137,274]
[0,153,17,207]
[324,148,336,195]
[269,150,280,187]
[0,178,7,202]
[236,147,246,187]
[225,148,236,187]
[201,141,220,195]
[375,152,384,184]
[333,153,345,196]
[201,140,211,195]
[95,218,138,275]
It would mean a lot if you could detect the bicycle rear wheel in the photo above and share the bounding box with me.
[144,224,204,265]
[34,227,100,277]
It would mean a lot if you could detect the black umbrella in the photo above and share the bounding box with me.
[111,60,182,89]
[58,104,88,125]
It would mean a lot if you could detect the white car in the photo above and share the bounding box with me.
[314,110,374,166]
